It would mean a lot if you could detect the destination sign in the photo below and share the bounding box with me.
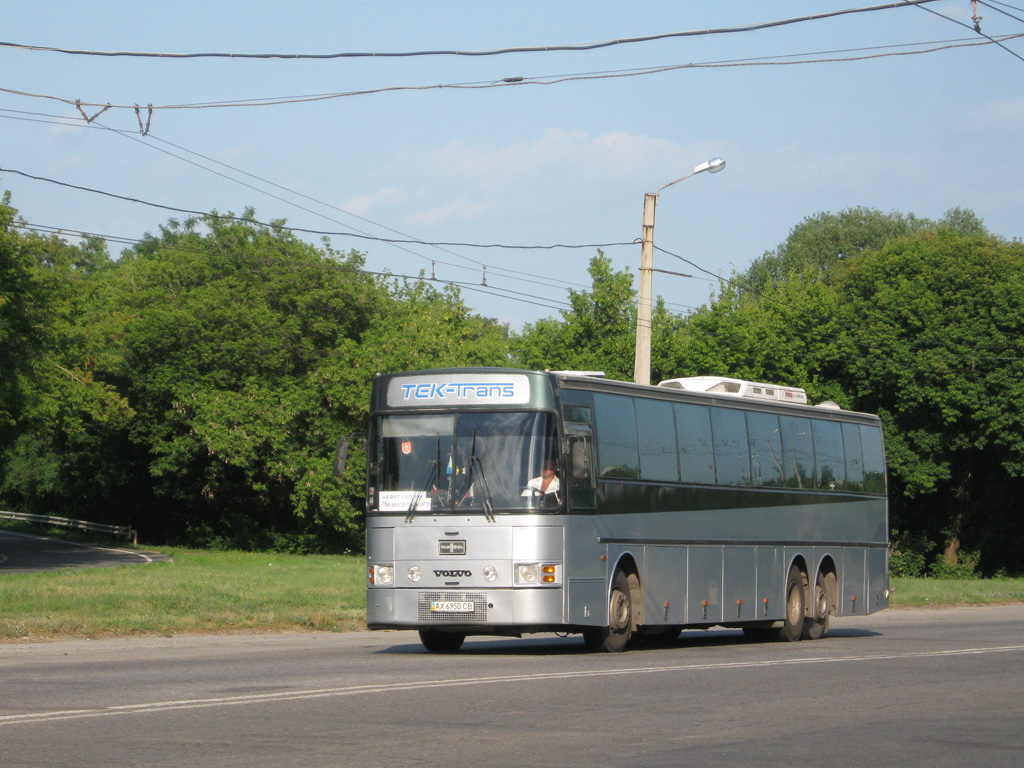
[387,374,531,407]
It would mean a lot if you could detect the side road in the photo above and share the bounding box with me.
[0,530,170,573]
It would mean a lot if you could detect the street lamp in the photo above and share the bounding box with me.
[633,157,726,386]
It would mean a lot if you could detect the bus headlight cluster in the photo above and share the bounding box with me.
[407,565,423,582]
[483,566,498,582]
[515,563,560,586]
[369,564,394,585]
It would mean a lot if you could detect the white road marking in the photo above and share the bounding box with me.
[3,644,1023,727]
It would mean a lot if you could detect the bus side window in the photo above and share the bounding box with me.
[593,393,640,479]
[861,424,886,494]
[812,419,845,491]
[842,422,865,491]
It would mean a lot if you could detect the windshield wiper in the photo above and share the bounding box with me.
[464,429,495,523]
[406,436,443,522]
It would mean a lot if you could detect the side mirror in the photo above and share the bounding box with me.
[333,438,350,478]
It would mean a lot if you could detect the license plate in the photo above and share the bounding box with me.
[430,601,475,613]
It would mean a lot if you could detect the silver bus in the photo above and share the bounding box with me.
[354,367,888,652]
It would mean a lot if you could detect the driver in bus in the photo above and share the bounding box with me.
[522,459,560,506]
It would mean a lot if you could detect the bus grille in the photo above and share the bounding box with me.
[418,591,488,622]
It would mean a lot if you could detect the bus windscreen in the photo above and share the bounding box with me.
[374,411,561,514]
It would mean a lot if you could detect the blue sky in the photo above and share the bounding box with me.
[3,1,1023,330]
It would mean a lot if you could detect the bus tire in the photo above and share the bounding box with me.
[418,629,466,654]
[583,570,633,652]
[781,565,806,643]
[802,570,831,641]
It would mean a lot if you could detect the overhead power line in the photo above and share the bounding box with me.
[0,166,631,252]
[6,33,1020,122]
[1,114,683,311]
[915,0,1024,62]
[0,2,939,60]
[11,220,574,315]
[981,0,1024,23]
[5,167,705,314]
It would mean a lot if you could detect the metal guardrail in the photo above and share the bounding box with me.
[0,510,137,544]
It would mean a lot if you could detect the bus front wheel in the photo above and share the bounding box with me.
[583,570,633,652]
[419,629,466,654]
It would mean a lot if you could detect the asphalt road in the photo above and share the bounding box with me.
[1,605,1022,768]
[0,530,169,573]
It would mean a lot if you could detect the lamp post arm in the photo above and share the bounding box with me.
[656,170,698,196]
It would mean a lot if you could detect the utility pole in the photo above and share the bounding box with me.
[633,192,658,386]
[633,157,727,386]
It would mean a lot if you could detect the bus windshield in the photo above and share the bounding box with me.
[374,411,561,515]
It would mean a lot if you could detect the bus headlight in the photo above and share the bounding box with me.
[408,566,423,582]
[370,564,394,585]
[483,566,498,582]
[517,564,539,584]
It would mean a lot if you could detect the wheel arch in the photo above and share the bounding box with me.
[788,553,810,582]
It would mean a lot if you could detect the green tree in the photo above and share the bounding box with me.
[1,194,133,520]
[83,212,383,550]
[0,193,34,450]
[673,209,1024,574]
[741,206,986,293]
[514,252,645,380]
[835,228,1024,573]
[355,277,510,374]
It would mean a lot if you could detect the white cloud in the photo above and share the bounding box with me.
[402,197,496,228]
[400,128,727,227]
[418,128,721,187]
[745,143,921,193]
[340,186,409,218]
[215,144,254,163]
[961,96,1024,134]
[46,111,90,141]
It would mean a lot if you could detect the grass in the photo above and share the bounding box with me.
[0,545,366,641]
[889,576,1024,607]
[2,524,1023,641]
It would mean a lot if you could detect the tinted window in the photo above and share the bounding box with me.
[675,403,716,484]
[710,407,749,485]
[780,415,814,489]
[813,419,845,490]
[563,405,592,424]
[842,422,865,491]
[861,424,886,494]
[636,398,678,482]
[594,393,640,478]
[747,411,783,487]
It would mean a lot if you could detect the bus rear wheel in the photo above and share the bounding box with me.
[802,570,832,641]
[419,629,466,653]
[583,570,633,652]
[781,565,806,643]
